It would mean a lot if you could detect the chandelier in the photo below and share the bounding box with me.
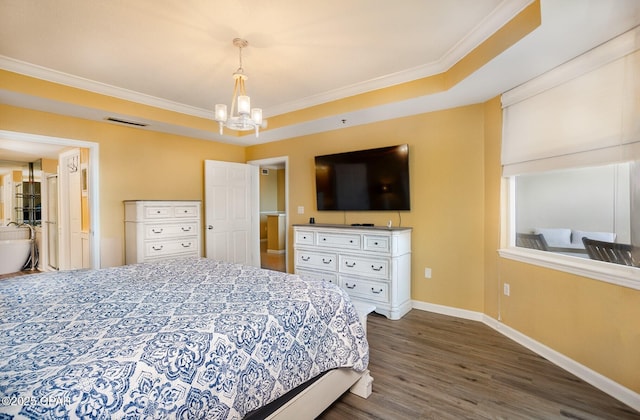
[214,38,263,137]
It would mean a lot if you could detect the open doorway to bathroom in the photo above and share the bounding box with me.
[0,130,100,273]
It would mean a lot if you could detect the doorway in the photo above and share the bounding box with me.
[0,130,100,269]
[248,156,289,273]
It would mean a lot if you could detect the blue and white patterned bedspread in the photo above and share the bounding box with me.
[0,257,369,419]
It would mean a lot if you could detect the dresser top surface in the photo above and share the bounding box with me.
[124,200,201,203]
[293,223,411,232]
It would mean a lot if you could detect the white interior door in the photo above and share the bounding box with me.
[204,160,259,266]
[46,174,59,270]
[58,149,83,270]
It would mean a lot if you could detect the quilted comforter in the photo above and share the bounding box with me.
[0,257,369,419]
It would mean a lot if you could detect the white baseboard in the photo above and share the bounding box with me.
[411,300,640,412]
[412,300,485,322]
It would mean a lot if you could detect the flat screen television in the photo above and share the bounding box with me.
[315,144,410,211]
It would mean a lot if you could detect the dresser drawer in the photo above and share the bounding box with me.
[174,204,199,218]
[295,268,338,285]
[316,232,361,250]
[364,235,390,253]
[295,250,337,271]
[341,276,389,304]
[295,230,315,245]
[339,254,389,279]
[144,222,198,239]
[144,205,173,219]
[144,239,199,257]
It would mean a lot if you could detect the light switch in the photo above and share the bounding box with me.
[297,206,305,214]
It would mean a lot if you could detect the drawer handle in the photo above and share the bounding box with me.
[301,256,311,262]
[371,265,383,272]
[349,240,354,243]
[152,245,163,251]
[152,228,163,234]
[183,210,188,213]
[181,242,192,248]
[322,238,327,241]
[374,241,379,245]
[322,258,332,264]
[371,288,383,294]
[345,261,356,268]
[181,227,192,232]
[303,236,307,240]
[345,283,356,289]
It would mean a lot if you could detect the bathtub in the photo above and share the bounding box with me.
[0,239,32,275]
[0,226,33,275]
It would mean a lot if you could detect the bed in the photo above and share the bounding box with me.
[0,257,371,419]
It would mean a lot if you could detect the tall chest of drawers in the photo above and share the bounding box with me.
[124,200,201,264]
[293,224,412,320]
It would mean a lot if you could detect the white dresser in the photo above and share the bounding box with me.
[124,200,201,264]
[293,224,412,320]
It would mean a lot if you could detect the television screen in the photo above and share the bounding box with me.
[315,144,410,211]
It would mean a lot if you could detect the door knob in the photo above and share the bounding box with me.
[207,225,213,230]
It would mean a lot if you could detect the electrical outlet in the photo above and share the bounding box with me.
[297,206,304,214]
[503,283,510,296]
[424,267,432,279]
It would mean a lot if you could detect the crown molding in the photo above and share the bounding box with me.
[0,55,213,120]
[266,0,534,116]
[0,1,533,120]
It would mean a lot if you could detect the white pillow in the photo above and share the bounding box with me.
[533,228,572,247]
[571,230,616,245]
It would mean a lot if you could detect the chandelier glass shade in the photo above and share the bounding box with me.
[215,38,263,137]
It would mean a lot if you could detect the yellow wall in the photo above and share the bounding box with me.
[247,98,640,395]
[277,168,285,212]
[247,104,487,312]
[480,96,639,393]
[483,96,503,320]
[0,104,245,265]
[259,169,279,212]
[498,259,640,392]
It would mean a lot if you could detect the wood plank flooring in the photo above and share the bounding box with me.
[260,240,286,272]
[0,269,39,280]
[319,310,639,419]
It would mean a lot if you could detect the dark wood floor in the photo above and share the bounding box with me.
[0,269,39,280]
[319,310,639,420]
[260,241,286,272]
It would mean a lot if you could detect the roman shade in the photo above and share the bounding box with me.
[501,26,640,176]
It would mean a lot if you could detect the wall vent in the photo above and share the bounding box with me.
[105,117,148,127]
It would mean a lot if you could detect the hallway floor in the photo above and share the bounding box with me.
[260,240,286,272]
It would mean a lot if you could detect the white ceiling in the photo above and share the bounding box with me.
[1,0,639,160]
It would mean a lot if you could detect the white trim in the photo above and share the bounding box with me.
[247,156,290,273]
[0,56,213,120]
[498,247,640,290]
[0,130,100,269]
[411,300,484,322]
[411,301,640,412]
